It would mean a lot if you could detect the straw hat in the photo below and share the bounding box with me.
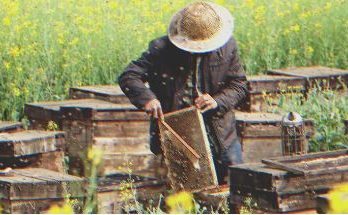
[168,1,234,53]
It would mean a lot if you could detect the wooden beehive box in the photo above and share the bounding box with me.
[59,99,158,177]
[69,85,130,104]
[0,121,23,133]
[0,130,66,172]
[229,150,348,213]
[159,107,218,192]
[25,99,95,130]
[235,112,314,163]
[268,66,348,91]
[0,168,85,213]
[246,75,306,112]
[97,174,167,214]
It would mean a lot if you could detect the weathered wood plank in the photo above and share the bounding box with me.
[267,66,348,90]
[92,121,149,138]
[0,151,65,173]
[0,168,85,201]
[242,138,282,163]
[93,136,150,153]
[69,85,130,104]
[0,131,65,157]
[159,107,218,192]
[0,122,23,133]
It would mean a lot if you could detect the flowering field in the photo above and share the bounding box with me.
[0,0,347,120]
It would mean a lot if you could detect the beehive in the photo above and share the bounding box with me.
[246,75,306,112]
[0,130,65,172]
[235,112,314,163]
[0,121,23,133]
[159,107,218,192]
[69,85,129,104]
[97,174,167,214]
[268,66,348,91]
[59,99,157,177]
[25,99,94,130]
[0,168,85,213]
[229,150,348,213]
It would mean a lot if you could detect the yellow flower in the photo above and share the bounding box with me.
[3,61,11,70]
[166,191,195,214]
[9,46,21,58]
[87,147,103,166]
[2,17,11,26]
[290,24,301,32]
[328,183,348,213]
[290,49,298,55]
[305,46,314,56]
[47,121,59,131]
[47,204,74,214]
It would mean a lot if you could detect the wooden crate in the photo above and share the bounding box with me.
[246,75,306,112]
[97,174,167,214]
[0,121,23,133]
[159,107,218,192]
[267,66,348,91]
[0,130,65,157]
[235,112,314,163]
[25,99,96,130]
[229,150,348,213]
[0,168,85,214]
[59,99,156,177]
[69,85,130,104]
[0,151,65,173]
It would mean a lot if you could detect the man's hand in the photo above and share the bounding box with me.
[144,99,164,119]
[195,93,218,113]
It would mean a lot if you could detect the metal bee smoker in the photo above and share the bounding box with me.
[281,112,307,156]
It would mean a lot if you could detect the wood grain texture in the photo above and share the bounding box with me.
[0,168,85,201]
[194,185,229,212]
[0,130,65,157]
[69,85,130,104]
[159,107,218,192]
[0,121,23,133]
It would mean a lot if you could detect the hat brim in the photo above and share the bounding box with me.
[168,2,234,53]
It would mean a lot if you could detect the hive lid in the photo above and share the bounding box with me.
[268,66,348,78]
[0,121,23,133]
[0,130,64,157]
[235,111,282,124]
[0,168,85,200]
[247,75,304,81]
[70,85,125,96]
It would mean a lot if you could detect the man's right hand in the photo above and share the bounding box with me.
[144,99,164,119]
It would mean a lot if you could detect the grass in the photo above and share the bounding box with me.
[1,0,348,121]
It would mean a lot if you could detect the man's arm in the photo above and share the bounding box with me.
[213,41,248,116]
[118,40,164,118]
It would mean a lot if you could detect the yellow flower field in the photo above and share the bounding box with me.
[0,0,347,120]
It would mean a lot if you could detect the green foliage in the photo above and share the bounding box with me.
[1,0,348,120]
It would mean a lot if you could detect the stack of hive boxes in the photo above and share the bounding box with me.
[0,121,85,213]
[24,85,167,213]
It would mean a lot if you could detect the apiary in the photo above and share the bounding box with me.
[69,85,130,104]
[229,150,348,213]
[158,107,218,192]
[0,121,23,133]
[235,112,314,163]
[59,99,158,177]
[97,174,167,214]
[246,75,306,112]
[0,168,85,213]
[267,66,348,91]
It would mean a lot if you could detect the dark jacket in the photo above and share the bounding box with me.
[118,36,248,164]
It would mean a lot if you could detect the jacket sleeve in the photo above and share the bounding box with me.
[118,41,160,109]
[213,41,248,116]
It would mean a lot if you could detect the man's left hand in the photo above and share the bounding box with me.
[195,93,218,113]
